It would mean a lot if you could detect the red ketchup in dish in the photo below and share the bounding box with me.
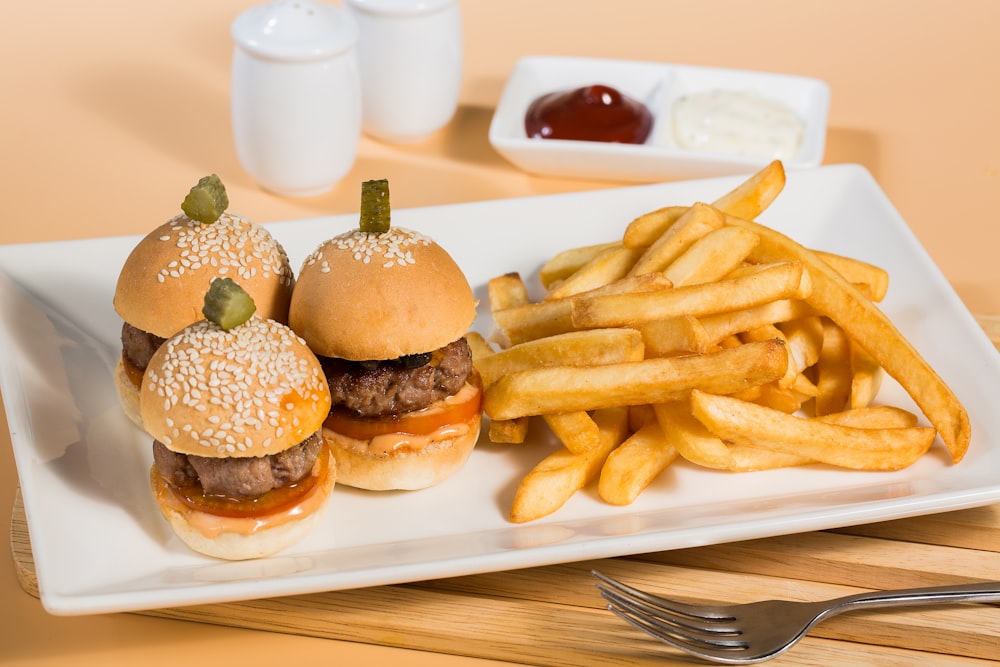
[524,84,653,144]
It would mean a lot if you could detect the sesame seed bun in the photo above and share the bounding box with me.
[322,412,480,491]
[288,227,476,361]
[114,212,294,339]
[150,449,336,560]
[140,316,332,458]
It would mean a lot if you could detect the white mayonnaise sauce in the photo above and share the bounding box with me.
[671,90,805,159]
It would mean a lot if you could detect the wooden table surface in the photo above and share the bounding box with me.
[3,1,1000,665]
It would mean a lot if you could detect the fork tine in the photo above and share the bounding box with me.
[592,570,741,634]
[599,586,747,648]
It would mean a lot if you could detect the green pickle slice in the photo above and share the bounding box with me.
[182,174,229,224]
[202,278,256,330]
[359,179,391,233]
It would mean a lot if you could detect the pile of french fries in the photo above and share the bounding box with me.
[470,160,971,523]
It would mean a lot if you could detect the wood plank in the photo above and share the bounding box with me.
[11,492,1000,664]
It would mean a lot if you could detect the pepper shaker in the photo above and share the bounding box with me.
[344,0,463,143]
[230,0,361,197]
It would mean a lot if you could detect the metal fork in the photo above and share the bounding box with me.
[592,570,1000,664]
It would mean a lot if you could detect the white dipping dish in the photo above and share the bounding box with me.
[488,55,830,182]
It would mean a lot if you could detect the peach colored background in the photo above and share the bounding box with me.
[2,1,998,665]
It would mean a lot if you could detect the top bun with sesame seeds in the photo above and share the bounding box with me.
[288,226,476,361]
[114,210,295,339]
[140,315,331,458]
[113,175,294,429]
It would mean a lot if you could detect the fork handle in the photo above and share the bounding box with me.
[825,581,1000,617]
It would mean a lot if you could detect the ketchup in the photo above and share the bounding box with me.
[524,84,653,144]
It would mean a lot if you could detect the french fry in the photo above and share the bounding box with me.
[543,411,601,455]
[779,315,824,373]
[727,445,812,471]
[488,272,530,312]
[654,400,732,469]
[727,215,971,462]
[663,225,760,287]
[711,159,786,220]
[598,421,678,505]
[509,407,629,523]
[638,314,712,357]
[699,300,814,346]
[475,328,644,386]
[629,202,725,276]
[815,405,919,429]
[466,330,497,367]
[815,318,852,415]
[494,274,670,345]
[483,339,788,420]
[484,273,532,442]
[690,390,936,471]
[622,205,689,248]
[850,343,884,409]
[539,241,619,289]
[489,416,531,444]
[814,251,890,302]
[572,261,811,330]
[546,245,643,299]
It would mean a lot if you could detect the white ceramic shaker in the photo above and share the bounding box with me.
[231,0,361,197]
[344,0,463,143]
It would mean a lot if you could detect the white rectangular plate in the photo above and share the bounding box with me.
[3,165,999,615]
[489,55,830,182]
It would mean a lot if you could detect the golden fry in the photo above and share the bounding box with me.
[489,416,530,444]
[629,202,725,276]
[475,328,644,386]
[484,339,788,420]
[622,205,689,249]
[727,215,971,462]
[539,241,619,289]
[573,261,811,329]
[663,225,760,287]
[598,422,678,506]
[815,318,852,415]
[543,411,601,455]
[638,315,712,357]
[509,408,629,523]
[711,160,786,220]
[654,400,732,469]
[546,245,642,299]
[690,390,936,470]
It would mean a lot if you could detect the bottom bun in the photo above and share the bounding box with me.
[323,414,481,491]
[114,358,144,429]
[151,450,336,560]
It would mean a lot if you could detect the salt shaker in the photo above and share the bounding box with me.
[344,0,463,143]
[231,0,361,197]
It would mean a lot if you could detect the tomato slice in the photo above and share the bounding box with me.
[324,379,482,441]
[163,452,329,519]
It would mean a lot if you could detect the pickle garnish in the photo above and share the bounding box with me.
[202,277,256,330]
[181,174,229,224]
[359,178,391,233]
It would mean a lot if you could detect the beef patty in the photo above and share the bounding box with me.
[121,322,166,371]
[152,431,323,498]
[321,337,473,418]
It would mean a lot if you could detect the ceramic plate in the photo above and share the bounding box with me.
[489,55,830,182]
[3,164,999,615]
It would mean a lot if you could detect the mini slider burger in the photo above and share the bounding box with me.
[289,179,482,491]
[141,278,334,560]
[114,174,294,428]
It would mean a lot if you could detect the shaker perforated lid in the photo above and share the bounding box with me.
[231,0,358,62]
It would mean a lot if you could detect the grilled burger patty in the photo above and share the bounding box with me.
[121,321,166,371]
[152,432,323,498]
[321,337,473,418]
